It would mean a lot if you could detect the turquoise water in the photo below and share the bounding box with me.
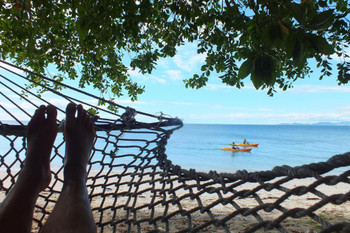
[165,124,350,174]
[1,123,349,175]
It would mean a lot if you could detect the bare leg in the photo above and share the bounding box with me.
[41,103,96,233]
[0,105,57,233]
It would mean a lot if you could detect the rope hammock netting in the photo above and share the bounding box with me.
[0,60,349,233]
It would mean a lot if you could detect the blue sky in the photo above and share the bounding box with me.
[1,43,349,125]
[116,44,350,125]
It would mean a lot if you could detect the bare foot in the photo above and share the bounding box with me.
[24,105,57,191]
[64,103,95,181]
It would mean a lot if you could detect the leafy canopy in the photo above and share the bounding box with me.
[0,0,349,99]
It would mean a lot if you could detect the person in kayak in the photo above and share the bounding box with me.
[231,142,238,149]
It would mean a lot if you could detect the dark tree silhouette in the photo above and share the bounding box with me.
[0,0,349,99]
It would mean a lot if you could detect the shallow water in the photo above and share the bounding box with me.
[1,123,349,175]
[165,124,350,174]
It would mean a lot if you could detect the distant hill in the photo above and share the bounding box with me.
[280,122,350,126]
[313,122,350,126]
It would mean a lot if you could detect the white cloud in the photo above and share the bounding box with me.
[335,105,350,112]
[203,83,262,91]
[168,101,198,106]
[290,85,350,94]
[0,61,26,75]
[115,99,244,111]
[157,58,170,68]
[0,101,22,110]
[128,68,167,84]
[173,52,206,72]
[204,83,350,94]
[184,111,350,124]
[118,99,200,107]
[0,87,23,93]
[128,67,143,78]
[204,84,232,90]
[330,46,350,61]
[256,108,278,112]
[147,75,167,84]
[165,70,183,81]
[115,99,150,105]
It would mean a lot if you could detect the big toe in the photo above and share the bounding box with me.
[29,105,46,127]
[47,105,57,124]
[77,105,89,124]
[77,104,85,120]
[66,102,77,124]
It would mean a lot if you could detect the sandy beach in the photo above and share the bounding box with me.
[1,168,349,233]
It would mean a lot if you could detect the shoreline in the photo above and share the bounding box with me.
[1,169,349,232]
[1,164,348,176]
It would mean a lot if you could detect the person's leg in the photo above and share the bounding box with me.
[0,105,57,233]
[40,103,96,233]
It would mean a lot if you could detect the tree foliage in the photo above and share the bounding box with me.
[0,0,349,99]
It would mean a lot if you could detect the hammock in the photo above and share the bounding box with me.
[0,60,349,233]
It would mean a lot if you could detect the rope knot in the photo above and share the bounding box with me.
[121,107,136,128]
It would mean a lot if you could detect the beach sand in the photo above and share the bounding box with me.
[1,169,349,233]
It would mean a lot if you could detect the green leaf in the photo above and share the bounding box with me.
[238,59,253,80]
[292,38,304,65]
[253,54,276,86]
[307,10,335,32]
[285,33,296,58]
[0,0,347,99]
[307,34,334,55]
[87,108,99,115]
[290,31,308,67]
[268,22,283,44]
[250,70,264,89]
[290,3,306,25]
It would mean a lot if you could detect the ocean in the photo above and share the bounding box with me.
[0,123,349,175]
[165,124,350,174]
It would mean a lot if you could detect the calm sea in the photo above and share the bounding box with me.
[165,124,350,174]
[1,123,349,175]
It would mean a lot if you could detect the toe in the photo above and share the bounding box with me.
[77,104,87,123]
[36,105,46,118]
[47,105,57,124]
[66,102,77,124]
[77,104,84,118]
[30,105,46,126]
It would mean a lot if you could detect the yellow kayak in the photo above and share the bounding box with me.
[221,148,252,152]
[234,143,259,147]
